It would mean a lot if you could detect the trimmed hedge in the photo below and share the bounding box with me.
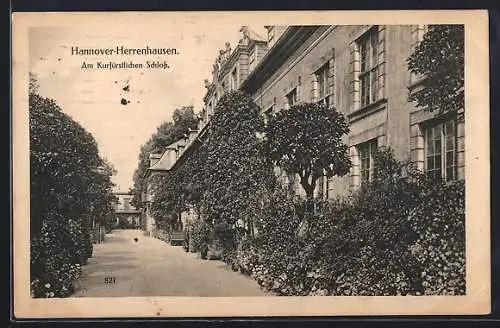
[227,149,466,296]
[30,93,115,298]
[30,218,85,298]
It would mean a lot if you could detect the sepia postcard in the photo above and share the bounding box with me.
[12,10,490,318]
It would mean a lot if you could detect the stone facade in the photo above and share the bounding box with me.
[237,25,465,198]
[142,129,200,233]
[150,25,465,205]
[201,26,267,124]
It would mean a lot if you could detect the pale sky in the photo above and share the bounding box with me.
[29,24,267,192]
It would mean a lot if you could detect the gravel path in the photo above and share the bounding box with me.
[72,229,270,297]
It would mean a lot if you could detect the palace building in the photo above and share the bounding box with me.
[144,25,464,232]
[114,191,141,228]
[209,25,463,198]
[142,129,200,234]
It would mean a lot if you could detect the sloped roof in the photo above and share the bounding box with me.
[148,138,187,171]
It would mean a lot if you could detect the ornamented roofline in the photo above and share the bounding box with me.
[204,26,267,97]
[148,26,307,181]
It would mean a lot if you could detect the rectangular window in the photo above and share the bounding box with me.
[425,119,457,181]
[357,27,380,108]
[315,62,331,108]
[286,88,297,108]
[357,139,378,185]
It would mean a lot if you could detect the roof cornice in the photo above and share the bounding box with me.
[240,26,319,94]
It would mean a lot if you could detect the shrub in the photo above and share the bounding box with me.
[409,180,466,295]
[249,186,307,295]
[190,91,274,257]
[191,219,212,259]
[29,92,115,297]
[316,150,425,295]
[183,229,190,252]
[65,219,93,265]
[249,148,465,296]
[30,219,83,298]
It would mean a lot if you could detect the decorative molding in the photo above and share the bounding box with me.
[347,98,387,123]
[241,26,334,95]
[348,123,386,146]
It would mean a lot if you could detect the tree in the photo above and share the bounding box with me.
[130,105,199,208]
[192,91,276,239]
[172,106,199,138]
[30,90,116,297]
[29,72,39,95]
[149,172,183,232]
[407,25,464,116]
[87,158,117,232]
[264,102,351,201]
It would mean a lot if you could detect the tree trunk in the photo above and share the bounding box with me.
[300,175,316,223]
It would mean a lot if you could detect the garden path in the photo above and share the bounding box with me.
[72,229,270,297]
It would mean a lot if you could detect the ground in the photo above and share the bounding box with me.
[72,229,271,297]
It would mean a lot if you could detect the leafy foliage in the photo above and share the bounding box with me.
[265,102,351,199]
[30,86,115,297]
[149,173,183,232]
[409,180,466,295]
[230,149,465,296]
[131,106,199,208]
[151,91,277,257]
[194,91,276,237]
[29,72,40,95]
[407,25,464,115]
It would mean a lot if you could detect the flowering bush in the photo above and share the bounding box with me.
[244,149,465,296]
[30,219,83,298]
[66,219,93,265]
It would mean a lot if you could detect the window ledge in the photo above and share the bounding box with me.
[408,76,427,92]
[348,98,387,123]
